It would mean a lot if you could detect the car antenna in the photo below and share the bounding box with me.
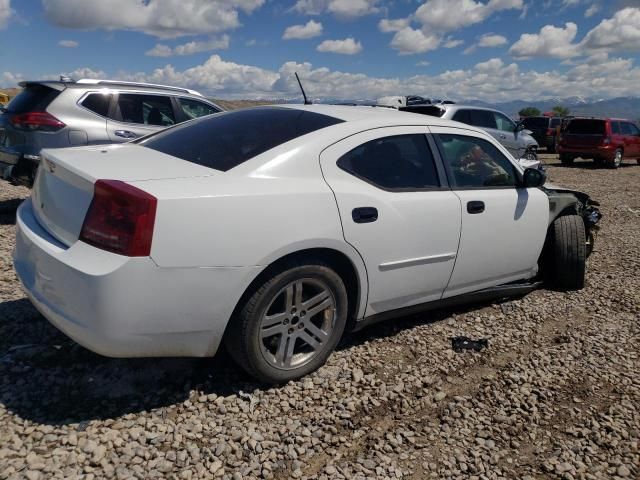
[295,72,312,105]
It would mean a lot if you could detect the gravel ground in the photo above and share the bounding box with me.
[0,154,638,480]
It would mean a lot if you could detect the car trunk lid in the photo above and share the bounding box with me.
[31,144,218,246]
[561,119,607,147]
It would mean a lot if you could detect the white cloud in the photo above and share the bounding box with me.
[145,36,230,57]
[41,0,265,38]
[509,22,580,59]
[9,50,640,102]
[0,0,11,29]
[58,40,79,48]
[1,71,23,87]
[478,33,507,47]
[414,0,523,33]
[443,38,464,48]
[283,20,323,40]
[391,27,441,55]
[581,7,640,52]
[416,60,431,66]
[292,0,380,19]
[378,18,410,33]
[316,37,363,55]
[585,3,599,18]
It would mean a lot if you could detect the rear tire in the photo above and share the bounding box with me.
[560,154,574,165]
[609,149,622,169]
[551,215,586,290]
[225,261,348,384]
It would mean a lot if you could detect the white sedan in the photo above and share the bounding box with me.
[13,105,601,383]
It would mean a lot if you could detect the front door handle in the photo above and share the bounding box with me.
[352,207,378,224]
[467,201,485,214]
[499,134,507,139]
[114,130,137,139]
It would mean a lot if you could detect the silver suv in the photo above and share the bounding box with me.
[0,78,224,186]
[399,103,539,161]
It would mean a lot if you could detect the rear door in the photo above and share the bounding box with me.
[320,127,462,316]
[106,93,177,142]
[431,128,549,297]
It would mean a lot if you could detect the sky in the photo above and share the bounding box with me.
[1,0,640,102]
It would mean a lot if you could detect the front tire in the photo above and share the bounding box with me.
[225,262,348,384]
[610,149,622,169]
[551,215,586,290]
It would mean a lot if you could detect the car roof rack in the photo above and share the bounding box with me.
[75,79,203,96]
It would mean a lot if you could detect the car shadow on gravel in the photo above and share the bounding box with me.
[0,198,23,225]
[0,295,506,426]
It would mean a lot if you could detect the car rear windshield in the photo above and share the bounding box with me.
[5,85,61,113]
[400,105,445,117]
[522,117,549,128]
[138,107,344,172]
[566,119,606,135]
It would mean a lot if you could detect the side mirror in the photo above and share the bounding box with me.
[522,167,546,188]
[515,122,525,132]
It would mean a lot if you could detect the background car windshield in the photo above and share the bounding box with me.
[139,107,343,172]
[566,119,606,135]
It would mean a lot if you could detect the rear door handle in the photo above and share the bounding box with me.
[467,201,485,214]
[352,207,378,223]
[114,130,137,139]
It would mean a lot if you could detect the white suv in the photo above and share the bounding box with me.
[13,105,601,383]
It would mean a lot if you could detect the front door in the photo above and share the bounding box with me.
[320,127,462,316]
[431,127,549,298]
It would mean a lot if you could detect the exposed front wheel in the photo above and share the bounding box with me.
[610,149,623,169]
[225,262,348,383]
[551,215,586,290]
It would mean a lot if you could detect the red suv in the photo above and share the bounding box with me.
[558,118,640,168]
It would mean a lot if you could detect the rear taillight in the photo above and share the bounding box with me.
[80,180,157,257]
[10,111,66,132]
[546,128,555,135]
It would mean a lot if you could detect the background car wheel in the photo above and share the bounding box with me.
[551,215,586,290]
[560,154,574,165]
[225,261,348,384]
[610,149,623,169]
[524,149,538,161]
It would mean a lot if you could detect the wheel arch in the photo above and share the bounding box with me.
[223,244,368,340]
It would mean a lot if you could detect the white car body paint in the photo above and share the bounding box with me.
[14,105,550,359]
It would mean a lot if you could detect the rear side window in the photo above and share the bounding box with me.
[81,93,112,117]
[113,94,176,126]
[469,110,497,129]
[178,98,220,120]
[437,134,518,188]
[5,85,60,113]
[566,119,606,135]
[337,134,440,190]
[139,107,343,172]
[452,109,471,124]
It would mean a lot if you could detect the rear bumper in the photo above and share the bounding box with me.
[558,145,616,161]
[13,199,260,358]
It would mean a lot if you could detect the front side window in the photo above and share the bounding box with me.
[113,94,176,126]
[437,134,518,188]
[627,123,640,135]
[469,110,497,129]
[620,122,638,135]
[178,98,220,120]
[337,134,440,190]
[494,112,516,132]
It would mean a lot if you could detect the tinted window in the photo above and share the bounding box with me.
[178,98,220,120]
[437,134,518,188]
[139,107,343,172]
[494,112,515,132]
[549,118,562,128]
[81,93,112,117]
[628,123,640,135]
[5,85,60,113]
[400,105,445,117]
[566,119,606,135]
[620,122,636,135]
[337,134,440,190]
[113,94,175,126]
[522,117,548,129]
[611,121,621,135]
[469,110,497,129]
[452,109,471,124]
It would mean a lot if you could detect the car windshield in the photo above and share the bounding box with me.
[138,107,344,172]
[566,119,606,135]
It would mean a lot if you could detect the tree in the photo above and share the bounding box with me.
[518,107,541,117]
[552,105,570,117]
